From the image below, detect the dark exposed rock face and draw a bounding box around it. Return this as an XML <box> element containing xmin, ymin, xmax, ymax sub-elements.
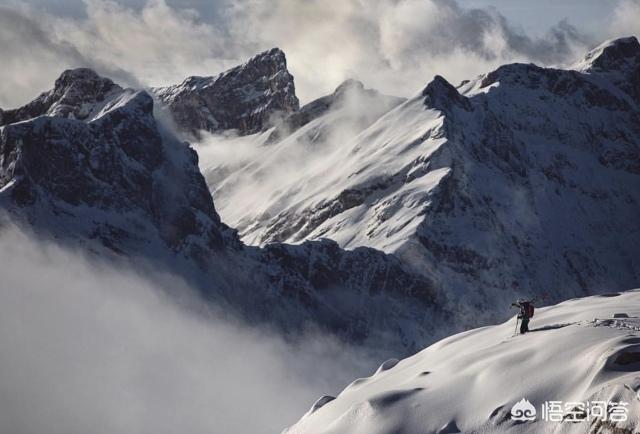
<box><xmin>406</xmin><ymin>37</ymin><xmax>640</xmax><ymax>322</ymax></box>
<box><xmin>153</xmin><ymin>48</ymin><xmax>299</xmax><ymax>137</ymax></box>
<box><xmin>581</xmin><ymin>36</ymin><xmax>640</xmax><ymax>72</ymax></box>
<box><xmin>0</xmin><ymin>69</ymin><xmax>234</xmax><ymax>256</ymax></box>
<box><xmin>244</xmin><ymin>239</ymin><xmax>440</xmax><ymax>352</ymax></box>
<box><xmin>422</xmin><ymin>75</ymin><xmax>471</xmax><ymax>112</ymax></box>
<box><xmin>257</xmin><ymin>239</ymin><xmax>434</xmax><ymax>302</ymax></box>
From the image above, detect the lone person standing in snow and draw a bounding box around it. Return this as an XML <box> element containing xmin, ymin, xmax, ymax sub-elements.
<box><xmin>512</xmin><ymin>298</ymin><xmax>535</xmax><ymax>334</ymax></box>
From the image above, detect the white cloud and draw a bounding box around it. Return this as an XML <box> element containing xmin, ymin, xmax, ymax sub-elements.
<box><xmin>228</xmin><ymin>0</ymin><xmax>590</xmax><ymax>100</ymax></box>
<box><xmin>0</xmin><ymin>0</ymin><xmax>598</xmax><ymax>108</ymax></box>
<box><xmin>610</xmin><ymin>0</ymin><xmax>640</xmax><ymax>38</ymax></box>
<box><xmin>55</xmin><ymin>0</ymin><xmax>241</xmax><ymax>84</ymax></box>
<box><xmin>0</xmin><ymin>0</ymin><xmax>246</xmax><ymax>107</ymax></box>
<box><xmin>0</xmin><ymin>226</ymin><xmax>374</xmax><ymax>434</ymax></box>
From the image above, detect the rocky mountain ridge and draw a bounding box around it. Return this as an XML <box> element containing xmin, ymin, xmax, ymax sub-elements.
<box><xmin>199</xmin><ymin>36</ymin><xmax>640</xmax><ymax>330</ymax></box>
<box><xmin>2</xmin><ymin>37</ymin><xmax>639</xmax><ymax>356</ymax></box>
<box><xmin>0</xmin><ymin>67</ymin><xmax>446</xmax><ymax>356</ymax></box>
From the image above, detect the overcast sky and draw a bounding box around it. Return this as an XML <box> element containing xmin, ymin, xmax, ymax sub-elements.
<box><xmin>461</xmin><ymin>0</ymin><xmax>619</xmax><ymax>34</ymax></box>
<box><xmin>3</xmin><ymin>0</ymin><xmax>620</xmax><ymax>35</ymax></box>
<box><xmin>0</xmin><ymin>0</ymin><xmax>637</xmax><ymax>105</ymax></box>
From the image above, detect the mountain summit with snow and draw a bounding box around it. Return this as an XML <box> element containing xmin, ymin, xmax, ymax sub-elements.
<box><xmin>0</xmin><ymin>66</ymin><xmax>234</xmax><ymax>254</ymax></box>
<box><xmin>573</xmin><ymin>36</ymin><xmax>640</xmax><ymax>75</ymax></box>
<box><xmin>0</xmin><ymin>68</ymin><xmax>124</xmax><ymax>124</ymax></box>
<box><xmin>153</xmin><ymin>48</ymin><xmax>299</xmax><ymax>137</ymax></box>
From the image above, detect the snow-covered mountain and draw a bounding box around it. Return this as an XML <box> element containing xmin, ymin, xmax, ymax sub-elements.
<box><xmin>0</xmin><ymin>67</ymin><xmax>445</xmax><ymax>356</ymax></box>
<box><xmin>286</xmin><ymin>289</ymin><xmax>640</xmax><ymax>434</ymax></box>
<box><xmin>1</xmin><ymin>37</ymin><xmax>638</xmax><ymax>357</ymax></box>
<box><xmin>195</xmin><ymin>78</ymin><xmax>405</xmax><ymax>233</ymax></box>
<box><xmin>198</xmin><ymin>37</ymin><xmax>640</xmax><ymax>329</ymax></box>
<box><xmin>0</xmin><ymin>67</ymin><xmax>235</xmax><ymax>255</ymax></box>
<box><xmin>265</xmin><ymin>78</ymin><xmax>405</xmax><ymax>143</ymax></box>
<box><xmin>0</xmin><ymin>68</ymin><xmax>125</xmax><ymax>124</ymax></box>
<box><xmin>152</xmin><ymin>48</ymin><xmax>299</xmax><ymax>138</ymax></box>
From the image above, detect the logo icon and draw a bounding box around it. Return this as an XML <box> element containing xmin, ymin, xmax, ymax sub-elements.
<box><xmin>511</xmin><ymin>398</ymin><xmax>537</xmax><ymax>421</ymax></box>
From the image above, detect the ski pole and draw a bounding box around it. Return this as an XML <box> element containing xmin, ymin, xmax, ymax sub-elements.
<box><xmin>514</xmin><ymin>317</ymin><xmax>519</xmax><ymax>335</ymax></box>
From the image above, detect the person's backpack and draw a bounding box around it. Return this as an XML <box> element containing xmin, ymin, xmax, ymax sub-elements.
<box><xmin>523</xmin><ymin>302</ymin><xmax>534</xmax><ymax>318</ymax></box>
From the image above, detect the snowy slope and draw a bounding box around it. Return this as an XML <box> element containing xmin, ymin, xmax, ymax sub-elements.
<box><xmin>194</xmin><ymin>78</ymin><xmax>406</xmax><ymax>239</ymax></box>
<box><xmin>239</xmin><ymin>88</ymin><xmax>448</xmax><ymax>252</ymax></box>
<box><xmin>287</xmin><ymin>289</ymin><xmax>640</xmax><ymax>434</ymax></box>
<box><xmin>197</xmin><ymin>36</ymin><xmax>640</xmax><ymax>329</ymax></box>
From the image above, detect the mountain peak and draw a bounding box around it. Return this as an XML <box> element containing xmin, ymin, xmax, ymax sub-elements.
<box><xmin>52</xmin><ymin>68</ymin><xmax>122</xmax><ymax>102</ymax></box>
<box><xmin>422</xmin><ymin>75</ymin><xmax>471</xmax><ymax>112</ymax></box>
<box><xmin>55</xmin><ymin>68</ymin><xmax>111</xmax><ymax>87</ymax></box>
<box><xmin>246</xmin><ymin>47</ymin><xmax>288</xmax><ymax>68</ymax></box>
<box><xmin>0</xmin><ymin>68</ymin><xmax>233</xmax><ymax>255</ymax></box>
<box><xmin>573</xmin><ymin>36</ymin><xmax>640</xmax><ymax>73</ymax></box>
<box><xmin>329</xmin><ymin>79</ymin><xmax>373</xmax><ymax>106</ymax></box>
<box><xmin>333</xmin><ymin>79</ymin><xmax>365</xmax><ymax>96</ymax></box>
<box><xmin>225</xmin><ymin>47</ymin><xmax>291</xmax><ymax>83</ymax></box>
<box><xmin>0</xmin><ymin>68</ymin><xmax>123</xmax><ymax>126</ymax></box>
<box><xmin>264</xmin><ymin>78</ymin><xmax>404</xmax><ymax>143</ymax></box>
<box><xmin>153</xmin><ymin>48</ymin><xmax>299</xmax><ymax>137</ymax></box>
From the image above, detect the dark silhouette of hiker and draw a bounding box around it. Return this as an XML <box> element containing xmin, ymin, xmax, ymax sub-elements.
<box><xmin>512</xmin><ymin>298</ymin><xmax>535</xmax><ymax>334</ymax></box>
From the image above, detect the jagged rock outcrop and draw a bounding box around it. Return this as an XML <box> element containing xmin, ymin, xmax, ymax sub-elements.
<box><xmin>243</xmin><ymin>238</ymin><xmax>441</xmax><ymax>351</ymax></box>
<box><xmin>152</xmin><ymin>48</ymin><xmax>299</xmax><ymax>137</ymax></box>
<box><xmin>422</xmin><ymin>75</ymin><xmax>471</xmax><ymax>112</ymax></box>
<box><xmin>0</xmin><ymin>68</ymin><xmax>123</xmax><ymax>125</ymax></box>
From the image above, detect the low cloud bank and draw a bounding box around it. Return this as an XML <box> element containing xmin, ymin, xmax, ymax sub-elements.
<box><xmin>0</xmin><ymin>227</ymin><xmax>376</xmax><ymax>434</ymax></box>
